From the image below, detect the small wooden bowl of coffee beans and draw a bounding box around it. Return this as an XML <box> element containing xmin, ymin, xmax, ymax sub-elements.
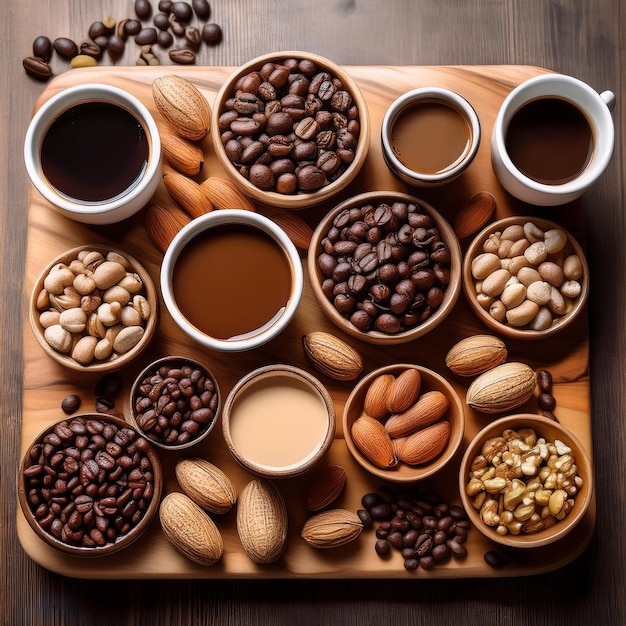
<box><xmin>17</xmin><ymin>413</ymin><xmax>162</xmax><ymax>556</ymax></box>
<box><xmin>308</xmin><ymin>191</ymin><xmax>462</xmax><ymax>344</ymax></box>
<box><xmin>211</xmin><ymin>50</ymin><xmax>371</xmax><ymax>210</ymax></box>
<box><xmin>459</xmin><ymin>414</ymin><xmax>593</xmax><ymax>548</ymax></box>
<box><xmin>463</xmin><ymin>216</ymin><xmax>589</xmax><ymax>340</ymax></box>
<box><xmin>29</xmin><ymin>245</ymin><xmax>158</xmax><ymax>373</ymax></box>
<box><xmin>128</xmin><ymin>355</ymin><xmax>220</xmax><ymax>450</ymax></box>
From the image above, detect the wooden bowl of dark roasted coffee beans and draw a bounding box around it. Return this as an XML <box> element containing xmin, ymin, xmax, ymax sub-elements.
<box><xmin>307</xmin><ymin>191</ymin><xmax>462</xmax><ymax>344</ymax></box>
<box><xmin>17</xmin><ymin>413</ymin><xmax>162</xmax><ymax>556</ymax></box>
<box><xmin>211</xmin><ymin>50</ymin><xmax>371</xmax><ymax>210</ymax></box>
<box><xmin>128</xmin><ymin>355</ymin><xmax>220</xmax><ymax>450</ymax></box>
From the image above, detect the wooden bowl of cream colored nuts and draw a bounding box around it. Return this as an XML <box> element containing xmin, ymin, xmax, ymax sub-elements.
<box><xmin>463</xmin><ymin>217</ymin><xmax>589</xmax><ymax>340</ymax></box>
<box><xmin>343</xmin><ymin>363</ymin><xmax>465</xmax><ymax>483</ymax></box>
<box><xmin>29</xmin><ymin>245</ymin><xmax>158</xmax><ymax>373</ymax></box>
<box><xmin>458</xmin><ymin>414</ymin><xmax>593</xmax><ymax>548</ymax></box>
<box><xmin>211</xmin><ymin>50</ymin><xmax>371</xmax><ymax>210</ymax></box>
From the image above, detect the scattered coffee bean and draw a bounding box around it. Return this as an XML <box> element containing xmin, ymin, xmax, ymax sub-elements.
<box><xmin>95</xmin><ymin>396</ymin><xmax>116</xmax><ymax>415</ymax></box>
<box><xmin>32</xmin><ymin>36</ymin><xmax>52</xmax><ymax>61</ymax></box>
<box><xmin>201</xmin><ymin>22</ymin><xmax>222</xmax><ymax>44</ymax></box>
<box><xmin>185</xmin><ymin>26</ymin><xmax>202</xmax><ymax>48</ymax></box>
<box><xmin>153</xmin><ymin>12</ymin><xmax>171</xmax><ymax>30</ymax></box>
<box><xmin>158</xmin><ymin>0</ymin><xmax>174</xmax><ymax>12</ymax></box>
<box><xmin>53</xmin><ymin>37</ymin><xmax>78</xmax><ymax>59</ymax></box>
<box><xmin>483</xmin><ymin>549</ymin><xmax>510</xmax><ymax>569</ymax></box>
<box><xmin>363</xmin><ymin>485</ymin><xmax>470</xmax><ymax>571</ymax></box>
<box><xmin>21</xmin><ymin>415</ymin><xmax>157</xmax><ymax>549</ymax></box>
<box><xmin>88</xmin><ymin>21</ymin><xmax>108</xmax><ymax>40</ymax></box>
<box><xmin>172</xmin><ymin>1</ymin><xmax>193</xmax><ymax>21</ymax></box>
<box><xmin>192</xmin><ymin>0</ymin><xmax>211</xmax><ymax>19</ymax></box>
<box><xmin>132</xmin><ymin>359</ymin><xmax>219</xmax><ymax>446</ymax></box>
<box><xmin>156</xmin><ymin>30</ymin><xmax>173</xmax><ymax>48</ymax></box>
<box><xmin>80</xmin><ymin>40</ymin><xmax>103</xmax><ymax>60</ymax></box>
<box><xmin>124</xmin><ymin>19</ymin><xmax>143</xmax><ymax>37</ymax></box>
<box><xmin>107</xmin><ymin>35</ymin><xmax>126</xmax><ymax>61</ymax></box>
<box><xmin>169</xmin><ymin>48</ymin><xmax>196</xmax><ymax>64</ymax></box>
<box><xmin>537</xmin><ymin>368</ymin><xmax>558</xmax><ymax>420</ymax></box>
<box><xmin>135</xmin><ymin>27</ymin><xmax>158</xmax><ymax>46</ymax></box>
<box><xmin>22</xmin><ymin>56</ymin><xmax>53</xmax><ymax>81</ymax></box>
<box><xmin>135</xmin><ymin>0</ymin><xmax>153</xmax><ymax>19</ymax></box>
<box><xmin>61</xmin><ymin>394</ymin><xmax>82</xmax><ymax>415</ymax></box>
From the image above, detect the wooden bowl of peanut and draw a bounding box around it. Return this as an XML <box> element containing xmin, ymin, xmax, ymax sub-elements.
<box><xmin>458</xmin><ymin>414</ymin><xmax>593</xmax><ymax>548</ymax></box>
<box><xmin>29</xmin><ymin>245</ymin><xmax>158</xmax><ymax>373</ymax></box>
<box><xmin>463</xmin><ymin>216</ymin><xmax>589</xmax><ymax>340</ymax></box>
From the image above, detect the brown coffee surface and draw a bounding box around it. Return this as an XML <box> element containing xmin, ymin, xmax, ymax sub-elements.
<box><xmin>391</xmin><ymin>100</ymin><xmax>471</xmax><ymax>175</ymax></box>
<box><xmin>40</xmin><ymin>101</ymin><xmax>149</xmax><ymax>202</ymax></box>
<box><xmin>505</xmin><ymin>97</ymin><xmax>593</xmax><ymax>185</ymax></box>
<box><xmin>173</xmin><ymin>224</ymin><xmax>292</xmax><ymax>341</ymax></box>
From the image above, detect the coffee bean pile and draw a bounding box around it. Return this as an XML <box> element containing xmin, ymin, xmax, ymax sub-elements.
<box><xmin>358</xmin><ymin>485</ymin><xmax>470</xmax><ymax>571</ymax></box>
<box><xmin>21</xmin><ymin>415</ymin><xmax>157</xmax><ymax>549</ymax></box>
<box><xmin>316</xmin><ymin>200</ymin><xmax>453</xmax><ymax>334</ymax></box>
<box><xmin>132</xmin><ymin>359</ymin><xmax>219</xmax><ymax>447</ymax></box>
<box><xmin>23</xmin><ymin>0</ymin><xmax>223</xmax><ymax>81</ymax></box>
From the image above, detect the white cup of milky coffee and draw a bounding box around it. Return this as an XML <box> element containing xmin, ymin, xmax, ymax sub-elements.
<box><xmin>381</xmin><ymin>87</ymin><xmax>481</xmax><ymax>187</ymax></box>
<box><xmin>161</xmin><ymin>210</ymin><xmax>304</xmax><ymax>353</ymax></box>
<box><xmin>491</xmin><ymin>73</ymin><xmax>615</xmax><ymax>206</ymax></box>
<box><xmin>24</xmin><ymin>84</ymin><xmax>162</xmax><ymax>225</ymax></box>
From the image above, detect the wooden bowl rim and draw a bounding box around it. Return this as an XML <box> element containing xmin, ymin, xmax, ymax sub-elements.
<box><xmin>462</xmin><ymin>216</ymin><xmax>589</xmax><ymax>340</ymax></box>
<box><xmin>342</xmin><ymin>363</ymin><xmax>465</xmax><ymax>483</ymax></box>
<box><xmin>29</xmin><ymin>244</ymin><xmax>158</xmax><ymax>373</ymax></box>
<box><xmin>210</xmin><ymin>50</ymin><xmax>371</xmax><ymax>210</ymax></box>
<box><xmin>307</xmin><ymin>191</ymin><xmax>462</xmax><ymax>345</ymax></box>
<box><xmin>458</xmin><ymin>413</ymin><xmax>594</xmax><ymax>548</ymax></box>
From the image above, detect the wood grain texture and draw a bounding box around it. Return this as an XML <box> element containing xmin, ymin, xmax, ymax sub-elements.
<box><xmin>17</xmin><ymin>64</ymin><xmax>594</xmax><ymax>580</ymax></box>
<box><xmin>2</xmin><ymin>1</ymin><xmax>624</xmax><ymax>625</ymax></box>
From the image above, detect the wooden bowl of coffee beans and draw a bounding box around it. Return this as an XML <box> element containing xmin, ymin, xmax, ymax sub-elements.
<box><xmin>459</xmin><ymin>414</ymin><xmax>593</xmax><ymax>548</ymax></box>
<box><xmin>463</xmin><ymin>216</ymin><xmax>589</xmax><ymax>340</ymax></box>
<box><xmin>308</xmin><ymin>191</ymin><xmax>462</xmax><ymax>344</ymax></box>
<box><xmin>128</xmin><ymin>355</ymin><xmax>220</xmax><ymax>451</ymax></box>
<box><xmin>29</xmin><ymin>245</ymin><xmax>158</xmax><ymax>373</ymax></box>
<box><xmin>211</xmin><ymin>50</ymin><xmax>371</xmax><ymax>210</ymax></box>
<box><xmin>17</xmin><ymin>413</ymin><xmax>162</xmax><ymax>556</ymax></box>
<box><xmin>343</xmin><ymin>363</ymin><xmax>465</xmax><ymax>483</ymax></box>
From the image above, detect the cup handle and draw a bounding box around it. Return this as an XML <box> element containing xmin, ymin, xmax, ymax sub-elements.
<box><xmin>600</xmin><ymin>90</ymin><xmax>616</xmax><ymax>112</ymax></box>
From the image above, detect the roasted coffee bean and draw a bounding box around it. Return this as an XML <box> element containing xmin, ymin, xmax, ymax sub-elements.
<box><xmin>153</xmin><ymin>12</ymin><xmax>171</xmax><ymax>30</ymax></box>
<box><xmin>169</xmin><ymin>48</ymin><xmax>196</xmax><ymax>64</ymax></box>
<box><xmin>32</xmin><ymin>36</ymin><xmax>52</xmax><ymax>61</ymax></box>
<box><xmin>365</xmin><ymin>485</ymin><xmax>470</xmax><ymax>571</ymax></box>
<box><xmin>124</xmin><ymin>19</ymin><xmax>143</xmax><ymax>37</ymax></box>
<box><xmin>172</xmin><ymin>1</ymin><xmax>193</xmax><ymax>21</ymax></box>
<box><xmin>80</xmin><ymin>41</ymin><xmax>103</xmax><ymax>60</ymax></box>
<box><xmin>135</xmin><ymin>27</ymin><xmax>158</xmax><ymax>46</ymax></box>
<box><xmin>53</xmin><ymin>37</ymin><xmax>78</xmax><ymax>59</ymax></box>
<box><xmin>192</xmin><ymin>0</ymin><xmax>211</xmax><ymax>18</ymax></box>
<box><xmin>156</xmin><ymin>30</ymin><xmax>173</xmax><ymax>48</ymax></box>
<box><xmin>107</xmin><ymin>35</ymin><xmax>125</xmax><ymax>61</ymax></box>
<box><xmin>484</xmin><ymin>549</ymin><xmax>510</xmax><ymax>569</ymax></box>
<box><xmin>61</xmin><ymin>395</ymin><xmax>81</xmax><ymax>415</ymax></box>
<box><xmin>23</xmin><ymin>56</ymin><xmax>52</xmax><ymax>81</ymax></box>
<box><xmin>159</xmin><ymin>0</ymin><xmax>174</xmax><ymax>12</ymax></box>
<box><xmin>135</xmin><ymin>0</ymin><xmax>152</xmax><ymax>18</ymax></box>
<box><xmin>375</xmin><ymin>539</ymin><xmax>391</xmax><ymax>558</ymax></box>
<box><xmin>22</xmin><ymin>416</ymin><xmax>155</xmax><ymax>549</ymax></box>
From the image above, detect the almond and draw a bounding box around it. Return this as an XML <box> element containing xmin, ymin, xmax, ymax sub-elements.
<box><xmin>445</xmin><ymin>334</ymin><xmax>508</xmax><ymax>376</ymax></box>
<box><xmin>301</xmin><ymin>509</ymin><xmax>363</xmax><ymax>549</ymax></box>
<box><xmin>302</xmin><ymin>331</ymin><xmax>363</xmax><ymax>381</ymax></box>
<box><xmin>152</xmin><ymin>75</ymin><xmax>211</xmax><ymax>141</ymax></box>
<box><xmin>384</xmin><ymin>390</ymin><xmax>450</xmax><ymax>438</ymax></box>
<box><xmin>201</xmin><ymin>176</ymin><xmax>256</xmax><ymax>211</ymax></box>
<box><xmin>163</xmin><ymin>170</ymin><xmax>214</xmax><ymax>218</ymax></box>
<box><xmin>453</xmin><ymin>191</ymin><xmax>496</xmax><ymax>240</ymax></box>
<box><xmin>363</xmin><ymin>373</ymin><xmax>395</xmax><ymax>420</ymax></box>
<box><xmin>466</xmin><ymin>361</ymin><xmax>537</xmax><ymax>414</ymax></box>
<box><xmin>386</xmin><ymin>368</ymin><xmax>421</xmax><ymax>413</ymax></box>
<box><xmin>237</xmin><ymin>479</ymin><xmax>288</xmax><ymax>564</ymax></box>
<box><xmin>305</xmin><ymin>464</ymin><xmax>347</xmax><ymax>512</ymax></box>
<box><xmin>398</xmin><ymin>420</ymin><xmax>451</xmax><ymax>465</ymax></box>
<box><xmin>262</xmin><ymin>208</ymin><xmax>314</xmax><ymax>250</ymax></box>
<box><xmin>175</xmin><ymin>457</ymin><xmax>237</xmax><ymax>515</ymax></box>
<box><xmin>159</xmin><ymin>492</ymin><xmax>224</xmax><ymax>566</ymax></box>
<box><xmin>159</xmin><ymin>126</ymin><xmax>205</xmax><ymax>176</ymax></box>
<box><xmin>351</xmin><ymin>414</ymin><xmax>398</xmax><ymax>469</ymax></box>
<box><xmin>145</xmin><ymin>203</ymin><xmax>191</xmax><ymax>253</ymax></box>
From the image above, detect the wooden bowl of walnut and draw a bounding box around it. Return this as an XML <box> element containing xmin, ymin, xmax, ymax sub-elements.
<box><xmin>308</xmin><ymin>191</ymin><xmax>462</xmax><ymax>345</ymax></box>
<box><xmin>211</xmin><ymin>50</ymin><xmax>371</xmax><ymax>210</ymax></box>
<box><xmin>458</xmin><ymin>414</ymin><xmax>593</xmax><ymax>549</ymax></box>
<box><xmin>463</xmin><ymin>216</ymin><xmax>589</xmax><ymax>340</ymax></box>
<box><xmin>29</xmin><ymin>244</ymin><xmax>158</xmax><ymax>374</ymax></box>
<box><xmin>343</xmin><ymin>363</ymin><xmax>465</xmax><ymax>483</ymax></box>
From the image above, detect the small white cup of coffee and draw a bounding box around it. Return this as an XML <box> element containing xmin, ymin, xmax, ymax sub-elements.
<box><xmin>491</xmin><ymin>73</ymin><xmax>615</xmax><ymax>206</ymax></box>
<box><xmin>24</xmin><ymin>84</ymin><xmax>162</xmax><ymax>225</ymax></box>
<box><xmin>381</xmin><ymin>87</ymin><xmax>481</xmax><ymax>187</ymax></box>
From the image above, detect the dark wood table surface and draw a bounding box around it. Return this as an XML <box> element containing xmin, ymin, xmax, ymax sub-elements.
<box><xmin>2</xmin><ymin>1</ymin><xmax>624</xmax><ymax>624</ymax></box>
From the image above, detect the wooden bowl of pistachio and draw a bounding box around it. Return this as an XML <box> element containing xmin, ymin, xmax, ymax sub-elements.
<box><xmin>29</xmin><ymin>244</ymin><xmax>158</xmax><ymax>373</ymax></box>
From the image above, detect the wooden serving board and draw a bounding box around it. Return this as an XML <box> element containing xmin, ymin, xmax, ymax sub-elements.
<box><xmin>18</xmin><ymin>64</ymin><xmax>594</xmax><ymax>579</ymax></box>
